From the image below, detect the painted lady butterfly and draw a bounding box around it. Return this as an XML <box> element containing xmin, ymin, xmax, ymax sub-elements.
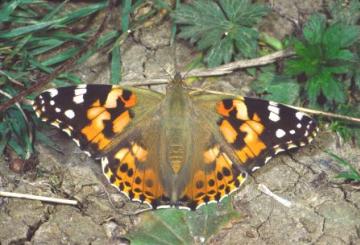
<box><xmin>33</xmin><ymin>73</ymin><xmax>318</xmax><ymax>210</ymax></box>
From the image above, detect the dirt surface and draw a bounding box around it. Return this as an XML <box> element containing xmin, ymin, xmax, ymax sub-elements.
<box><xmin>1</xmin><ymin>1</ymin><xmax>360</xmax><ymax>244</ymax></box>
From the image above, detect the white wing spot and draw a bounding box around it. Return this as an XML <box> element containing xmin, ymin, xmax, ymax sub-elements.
<box><xmin>77</xmin><ymin>84</ymin><xmax>87</xmax><ymax>89</ymax></box>
<box><xmin>265</xmin><ymin>156</ymin><xmax>272</xmax><ymax>164</ymax></box>
<box><xmin>75</xmin><ymin>88</ymin><xmax>87</xmax><ymax>95</ymax></box>
<box><xmin>268</xmin><ymin>105</ymin><xmax>280</xmax><ymax>114</ymax></box>
<box><xmin>73</xmin><ymin>95</ymin><xmax>84</xmax><ymax>104</ymax></box>
<box><xmin>297</xmin><ymin>123</ymin><xmax>302</xmax><ymax>128</ymax></box>
<box><xmin>276</xmin><ymin>129</ymin><xmax>286</xmax><ymax>138</ymax></box>
<box><xmin>50</xmin><ymin>100</ymin><xmax>55</xmax><ymax>106</ymax></box>
<box><xmin>40</xmin><ymin>99</ymin><xmax>45</xmax><ymax>105</ymax></box>
<box><xmin>55</xmin><ymin>107</ymin><xmax>61</xmax><ymax>113</ymax></box>
<box><xmin>274</xmin><ymin>148</ymin><xmax>284</xmax><ymax>154</ymax></box>
<box><xmin>290</xmin><ymin>130</ymin><xmax>296</xmax><ymax>135</ymax></box>
<box><xmin>269</xmin><ymin>112</ymin><xmax>280</xmax><ymax>122</ymax></box>
<box><xmin>287</xmin><ymin>144</ymin><xmax>298</xmax><ymax>149</ymax></box>
<box><xmin>62</xmin><ymin>127</ymin><xmax>72</xmax><ymax>136</ymax></box>
<box><xmin>296</xmin><ymin>112</ymin><xmax>305</xmax><ymax>120</ymax></box>
<box><xmin>252</xmin><ymin>166</ymin><xmax>261</xmax><ymax>172</ymax></box>
<box><xmin>269</xmin><ymin>101</ymin><xmax>278</xmax><ymax>106</ymax></box>
<box><xmin>51</xmin><ymin>121</ymin><xmax>60</xmax><ymax>128</ymax></box>
<box><xmin>47</xmin><ymin>89</ymin><xmax>58</xmax><ymax>98</ymax></box>
<box><xmin>84</xmin><ymin>151</ymin><xmax>91</xmax><ymax>157</ymax></box>
<box><xmin>73</xmin><ymin>139</ymin><xmax>80</xmax><ymax>147</ymax></box>
<box><xmin>64</xmin><ymin>109</ymin><xmax>75</xmax><ymax>119</ymax></box>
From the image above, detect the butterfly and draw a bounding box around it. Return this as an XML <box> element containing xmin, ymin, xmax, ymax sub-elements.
<box><xmin>33</xmin><ymin>73</ymin><xmax>318</xmax><ymax>210</ymax></box>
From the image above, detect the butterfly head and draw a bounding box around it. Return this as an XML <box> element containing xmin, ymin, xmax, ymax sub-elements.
<box><xmin>167</xmin><ymin>72</ymin><xmax>186</xmax><ymax>90</ymax></box>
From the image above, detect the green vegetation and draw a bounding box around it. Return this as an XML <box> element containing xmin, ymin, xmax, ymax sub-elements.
<box><xmin>126</xmin><ymin>198</ymin><xmax>241</xmax><ymax>244</ymax></box>
<box><xmin>1</xmin><ymin>0</ymin><xmax>360</xmax><ymax>242</ymax></box>
<box><xmin>327</xmin><ymin>151</ymin><xmax>360</xmax><ymax>182</ymax></box>
<box><xmin>172</xmin><ymin>0</ymin><xmax>269</xmax><ymax>67</ymax></box>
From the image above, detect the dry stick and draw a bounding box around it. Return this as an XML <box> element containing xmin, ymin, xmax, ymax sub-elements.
<box><xmin>120</xmin><ymin>50</ymin><xmax>295</xmax><ymax>85</ymax></box>
<box><xmin>288</xmin><ymin>105</ymin><xmax>360</xmax><ymax>123</ymax></box>
<box><xmin>0</xmin><ymin>1</ymin><xmax>113</xmax><ymax>113</ymax></box>
<box><xmin>184</xmin><ymin>49</ymin><xmax>295</xmax><ymax>77</ymax></box>
<box><xmin>0</xmin><ymin>191</ymin><xmax>78</xmax><ymax>206</ymax></box>
<box><xmin>190</xmin><ymin>87</ymin><xmax>360</xmax><ymax>124</ymax></box>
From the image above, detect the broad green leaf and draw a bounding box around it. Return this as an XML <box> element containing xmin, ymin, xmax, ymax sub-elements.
<box><xmin>219</xmin><ymin>0</ymin><xmax>269</xmax><ymax>26</ymax></box>
<box><xmin>205</xmin><ymin>37</ymin><xmax>233</xmax><ymax>67</ymax></box>
<box><xmin>327</xmin><ymin>49</ymin><xmax>354</xmax><ymax>61</ymax></box>
<box><xmin>321</xmin><ymin>76</ymin><xmax>346</xmax><ymax>103</ymax></box>
<box><xmin>125</xmin><ymin>198</ymin><xmax>242</xmax><ymax>244</ymax></box>
<box><xmin>303</xmin><ymin>14</ymin><xmax>326</xmax><ymax>44</ymax></box>
<box><xmin>233</xmin><ymin>27</ymin><xmax>258</xmax><ymax>58</ymax></box>
<box><xmin>306</xmin><ymin>76</ymin><xmax>322</xmax><ymax>106</ymax></box>
<box><xmin>173</xmin><ymin>0</ymin><xmax>268</xmax><ymax>66</ymax></box>
<box><xmin>252</xmin><ymin>71</ymin><xmax>300</xmax><ymax>104</ymax></box>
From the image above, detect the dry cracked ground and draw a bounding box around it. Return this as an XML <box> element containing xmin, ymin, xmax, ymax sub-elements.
<box><xmin>1</xmin><ymin>1</ymin><xmax>360</xmax><ymax>244</ymax></box>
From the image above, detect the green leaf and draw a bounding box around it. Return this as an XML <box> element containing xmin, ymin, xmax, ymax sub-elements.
<box><xmin>0</xmin><ymin>2</ymin><xmax>107</xmax><ymax>38</ymax></box>
<box><xmin>110</xmin><ymin>44</ymin><xmax>121</xmax><ymax>84</ymax></box>
<box><xmin>0</xmin><ymin>122</ymin><xmax>11</xmax><ymax>155</ymax></box>
<box><xmin>252</xmin><ymin>71</ymin><xmax>300</xmax><ymax>104</ymax></box>
<box><xmin>303</xmin><ymin>14</ymin><xmax>326</xmax><ymax>44</ymax></box>
<box><xmin>125</xmin><ymin>198</ymin><xmax>242</xmax><ymax>244</ymax></box>
<box><xmin>173</xmin><ymin>0</ymin><xmax>268</xmax><ymax>66</ymax></box>
<box><xmin>41</xmin><ymin>47</ymin><xmax>78</xmax><ymax>66</ymax></box>
<box><xmin>0</xmin><ymin>0</ymin><xmax>34</xmax><ymax>22</ymax></box>
<box><xmin>321</xmin><ymin>75</ymin><xmax>346</xmax><ymax>103</ymax></box>
<box><xmin>326</xmin><ymin>151</ymin><xmax>360</xmax><ymax>181</ymax></box>
<box><xmin>205</xmin><ymin>36</ymin><xmax>233</xmax><ymax>67</ymax></box>
<box><xmin>219</xmin><ymin>0</ymin><xmax>269</xmax><ymax>26</ymax></box>
<box><xmin>121</xmin><ymin>0</ymin><xmax>132</xmax><ymax>32</ymax></box>
<box><xmin>306</xmin><ymin>76</ymin><xmax>322</xmax><ymax>106</ymax></box>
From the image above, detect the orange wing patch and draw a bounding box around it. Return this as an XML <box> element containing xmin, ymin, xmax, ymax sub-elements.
<box><xmin>179</xmin><ymin>148</ymin><xmax>247</xmax><ymax>210</ymax></box>
<box><xmin>81</xmin><ymin>87</ymin><xmax>136</xmax><ymax>151</ymax></box>
<box><xmin>102</xmin><ymin>142</ymin><xmax>169</xmax><ymax>208</ymax></box>
<box><xmin>217</xmin><ymin>99</ymin><xmax>267</xmax><ymax>164</ymax></box>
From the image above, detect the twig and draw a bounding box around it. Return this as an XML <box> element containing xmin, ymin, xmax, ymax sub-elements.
<box><xmin>0</xmin><ymin>191</ymin><xmax>78</xmax><ymax>205</ymax></box>
<box><xmin>190</xmin><ymin>88</ymin><xmax>360</xmax><ymax>124</ymax></box>
<box><xmin>258</xmin><ymin>184</ymin><xmax>292</xmax><ymax>208</ymax></box>
<box><xmin>184</xmin><ymin>49</ymin><xmax>295</xmax><ymax>77</ymax></box>
<box><xmin>121</xmin><ymin>78</ymin><xmax>169</xmax><ymax>86</ymax></box>
<box><xmin>0</xmin><ymin>0</ymin><xmax>114</xmax><ymax>113</ymax></box>
<box><xmin>288</xmin><ymin>105</ymin><xmax>360</xmax><ymax>124</ymax></box>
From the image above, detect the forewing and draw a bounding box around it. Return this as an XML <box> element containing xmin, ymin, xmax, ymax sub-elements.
<box><xmin>193</xmin><ymin>94</ymin><xmax>318</xmax><ymax>173</ymax></box>
<box><xmin>33</xmin><ymin>84</ymin><xmax>163</xmax><ymax>158</ymax></box>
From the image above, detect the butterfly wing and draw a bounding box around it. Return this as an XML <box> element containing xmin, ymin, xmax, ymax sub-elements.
<box><xmin>101</xmin><ymin>102</ymin><xmax>248</xmax><ymax>211</ymax></box>
<box><xmin>33</xmin><ymin>84</ymin><xmax>164</xmax><ymax>158</ymax></box>
<box><xmin>192</xmin><ymin>93</ymin><xmax>318</xmax><ymax>173</ymax></box>
<box><xmin>173</xmin><ymin>114</ymin><xmax>248</xmax><ymax>210</ymax></box>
